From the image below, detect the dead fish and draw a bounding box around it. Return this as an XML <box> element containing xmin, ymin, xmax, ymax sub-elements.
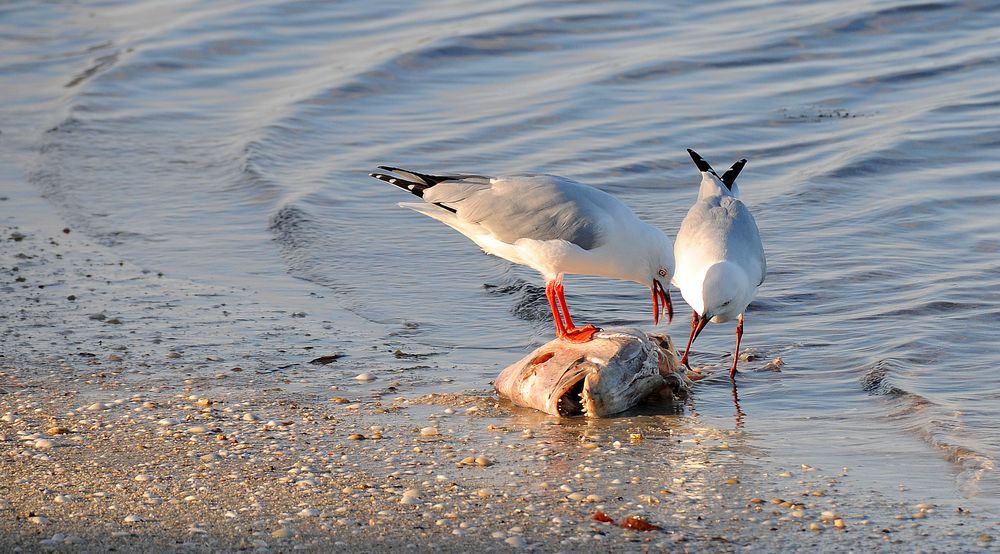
<box><xmin>495</xmin><ymin>328</ymin><xmax>688</xmax><ymax>417</ymax></box>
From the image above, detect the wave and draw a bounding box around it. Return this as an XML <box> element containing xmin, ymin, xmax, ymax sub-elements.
<box><xmin>863</xmin><ymin>359</ymin><xmax>995</xmax><ymax>496</ymax></box>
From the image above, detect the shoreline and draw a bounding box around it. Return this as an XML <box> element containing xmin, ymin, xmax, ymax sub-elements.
<box><xmin>3</xmin><ymin>222</ymin><xmax>997</xmax><ymax>552</ymax></box>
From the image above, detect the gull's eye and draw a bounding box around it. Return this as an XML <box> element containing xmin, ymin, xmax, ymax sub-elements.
<box><xmin>658</xmin><ymin>268</ymin><xmax>668</xmax><ymax>277</ymax></box>
<box><xmin>722</xmin><ymin>300</ymin><xmax>731</xmax><ymax>307</ymax></box>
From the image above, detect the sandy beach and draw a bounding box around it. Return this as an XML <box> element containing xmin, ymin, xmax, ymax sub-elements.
<box><xmin>5</xmin><ymin>1</ymin><xmax>1000</xmax><ymax>550</ymax></box>
<box><xmin>3</xmin><ymin>217</ymin><xmax>997</xmax><ymax>553</ymax></box>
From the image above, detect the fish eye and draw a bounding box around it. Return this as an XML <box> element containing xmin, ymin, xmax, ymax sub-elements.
<box><xmin>657</xmin><ymin>268</ymin><xmax>667</xmax><ymax>277</ymax></box>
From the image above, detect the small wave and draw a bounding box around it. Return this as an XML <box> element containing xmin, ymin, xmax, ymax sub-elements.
<box><xmin>879</xmin><ymin>300</ymin><xmax>989</xmax><ymax>319</ymax></box>
<box><xmin>65</xmin><ymin>50</ymin><xmax>120</xmax><ymax>88</ymax></box>
<box><xmin>484</xmin><ymin>278</ymin><xmax>547</xmax><ymax>322</ymax></box>
<box><xmin>862</xmin><ymin>359</ymin><xmax>995</xmax><ymax>496</ymax></box>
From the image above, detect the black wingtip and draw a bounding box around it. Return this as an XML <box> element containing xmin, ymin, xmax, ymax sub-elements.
<box><xmin>720</xmin><ymin>159</ymin><xmax>747</xmax><ymax>190</ymax></box>
<box><xmin>687</xmin><ymin>149</ymin><xmax>715</xmax><ymax>174</ymax></box>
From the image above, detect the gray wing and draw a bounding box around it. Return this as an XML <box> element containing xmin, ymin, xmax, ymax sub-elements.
<box><xmin>677</xmin><ymin>196</ymin><xmax>765</xmax><ymax>286</ymax></box>
<box><xmin>423</xmin><ymin>174</ymin><xmax>612</xmax><ymax>250</ymax></box>
<box><xmin>721</xmin><ymin>197</ymin><xmax>766</xmax><ymax>286</ymax></box>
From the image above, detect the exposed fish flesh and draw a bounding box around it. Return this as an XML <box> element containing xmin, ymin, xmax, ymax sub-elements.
<box><xmin>495</xmin><ymin>328</ymin><xmax>688</xmax><ymax>417</ymax></box>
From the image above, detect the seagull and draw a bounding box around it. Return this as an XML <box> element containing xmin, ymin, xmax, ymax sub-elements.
<box><xmin>673</xmin><ymin>149</ymin><xmax>766</xmax><ymax>380</ymax></box>
<box><xmin>369</xmin><ymin>166</ymin><xmax>675</xmax><ymax>342</ymax></box>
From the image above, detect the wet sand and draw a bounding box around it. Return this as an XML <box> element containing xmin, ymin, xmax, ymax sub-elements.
<box><xmin>2</xmin><ymin>221</ymin><xmax>997</xmax><ymax>552</ymax></box>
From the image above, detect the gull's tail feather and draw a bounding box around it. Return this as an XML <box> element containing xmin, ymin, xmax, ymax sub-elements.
<box><xmin>720</xmin><ymin>159</ymin><xmax>747</xmax><ymax>190</ymax></box>
<box><xmin>371</xmin><ymin>166</ymin><xmax>459</xmax><ymax>213</ymax></box>
<box><xmin>687</xmin><ymin>149</ymin><xmax>720</xmax><ymax>180</ymax></box>
<box><xmin>377</xmin><ymin>166</ymin><xmax>461</xmax><ymax>187</ymax></box>
<box><xmin>371</xmin><ymin>166</ymin><xmax>445</xmax><ymax>197</ymax></box>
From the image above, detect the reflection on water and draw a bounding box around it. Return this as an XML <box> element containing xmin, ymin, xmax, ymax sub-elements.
<box><xmin>2</xmin><ymin>0</ymin><xmax>999</xmax><ymax>516</ymax></box>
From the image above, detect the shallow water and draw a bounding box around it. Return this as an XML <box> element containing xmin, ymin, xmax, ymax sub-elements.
<box><xmin>2</xmin><ymin>0</ymin><xmax>999</xmax><ymax>519</ymax></box>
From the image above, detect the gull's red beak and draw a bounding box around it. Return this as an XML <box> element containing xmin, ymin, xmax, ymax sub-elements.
<box><xmin>652</xmin><ymin>279</ymin><xmax>673</xmax><ymax>325</ymax></box>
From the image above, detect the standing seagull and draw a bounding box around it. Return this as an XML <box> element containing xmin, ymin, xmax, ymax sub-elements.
<box><xmin>369</xmin><ymin>167</ymin><xmax>675</xmax><ymax>342</ymax></box>
<box><xmin>673</xmin><ymin>149</ymin><xmax>766</xmax><ymax>380</ymax></box>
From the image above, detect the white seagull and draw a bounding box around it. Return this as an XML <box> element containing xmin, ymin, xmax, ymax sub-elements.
<box><xmin>673</xmin><ymin>149</ymin><xmax>766</xmax><ymax>380</ymax></box>
<box><xmin>370</xmin><ymin>166</ymin><xmax>675</xmax><ymax>342</ymax></box>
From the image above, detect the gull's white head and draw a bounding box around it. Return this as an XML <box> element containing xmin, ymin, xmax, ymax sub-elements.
<box><xmin>697</xmin><ymin>261</ymin><xmax>753</xmax><ymax>323</ymax></box>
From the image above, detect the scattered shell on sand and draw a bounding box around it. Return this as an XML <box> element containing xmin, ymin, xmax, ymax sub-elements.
<box><xmin>504</xmin><ymin>536</ymin><xmax>527</xmax><ymax>547</ymax></box>
<box><xmin>400</xmin><ymin>489</ymin><xmax>422</xmax><ymax>505</ymax></box>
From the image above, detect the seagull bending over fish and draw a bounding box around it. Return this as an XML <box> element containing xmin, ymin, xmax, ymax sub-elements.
<box><xmin>370</xmin><ymin>167</ymin><xmax>675</xmax><ymax>342</ymax></box>
<box><xmin>673</xmin><ymin>150</ymin><xmax>766</xmax><ymax>379</ymax></box>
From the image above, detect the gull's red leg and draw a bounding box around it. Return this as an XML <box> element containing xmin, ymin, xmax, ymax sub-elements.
<box><xmin>554</xmin><ymin>280</ymin><xmax>598</xmax><ymax>342</ymax></box>
<box><xmin>555</xmin><ymin>281</ymin><xmax>575</xmax><ymax>329</ymax></box>
<box><xmin>679</xmin><ymin>310</ymin><xmax>708</xmax><ymax>369</ymax></box>
<box><xmin>545</xmin><ymin>280</ymin><xmax>567</xmax><ymax>338</ymax></box>
<box><xmin>730</xmin><ymin>313</ymin><xmax>744</xmax><ymax>381</ymax></box>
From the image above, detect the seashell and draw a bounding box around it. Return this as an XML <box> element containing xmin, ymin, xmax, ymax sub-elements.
<box><xmin>495</xmin><ymin>328</ymin><xmax>689</xmax><ymax>417</ymax></box>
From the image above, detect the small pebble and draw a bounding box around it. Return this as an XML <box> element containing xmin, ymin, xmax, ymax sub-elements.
<box><xmin>298</xmin><ymin>508</ymin><xmax>320</xmax><ymax>518</ymax></box>
<box><xmin>46</xmin><ymin>427</ymin><xmax>70</xmax><ymax>436</ymax></box>
<box><xmin>28</xmin><ymin>515</ymin><xmax>49</xmax><ymax>524</ymax></box>
<box><xmin>504</xmin><ymin>536</ymin><xmax>527</xmax><ymax>547</ymax></box>
<box><xmin>355</xmin><ymin>373</ymin><xmax>375</xmax><ymax>382</ymax></box>
<box><xmin>166</xmin><ymin>352</ymin><xmax>181</xmax><ymax>359</ymax></box>
<box><xmin>271</xmin><ymin>528</ymin><xmax>292</xmax><ymax>539</ymax></box>
<box><xmin>419</xmin><ymin>427</ymin><xmax>439</xmax><ymax>437</ymax></box>
<box><xmin>133</xmin><ymin>474</ymin><xmax>153</xmax><ymax>482</ymax></box>
<box><xmin>123</xmin><ymin>514</ymin><xmax>144</xmax><ymax>523</ymax></box>
<box><xmin>34</xmin><ymin>438</ymin><xmax>55</xmax><ymax>450</ymax></box>
<box><xmin>187</xmin><ymin>426</ymin><xmax>209</xmax><ymax>434</ymax></box>
<box><xmin>400</xmin><ymin>489</ymin><xmax>422</xmax><ymax>505</ymax></box>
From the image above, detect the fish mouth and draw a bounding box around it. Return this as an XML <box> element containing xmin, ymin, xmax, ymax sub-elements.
<box><xmin>548</xmin><ymin>356</ymin><xmax>591</xmax><ymax>416</ymax></box>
